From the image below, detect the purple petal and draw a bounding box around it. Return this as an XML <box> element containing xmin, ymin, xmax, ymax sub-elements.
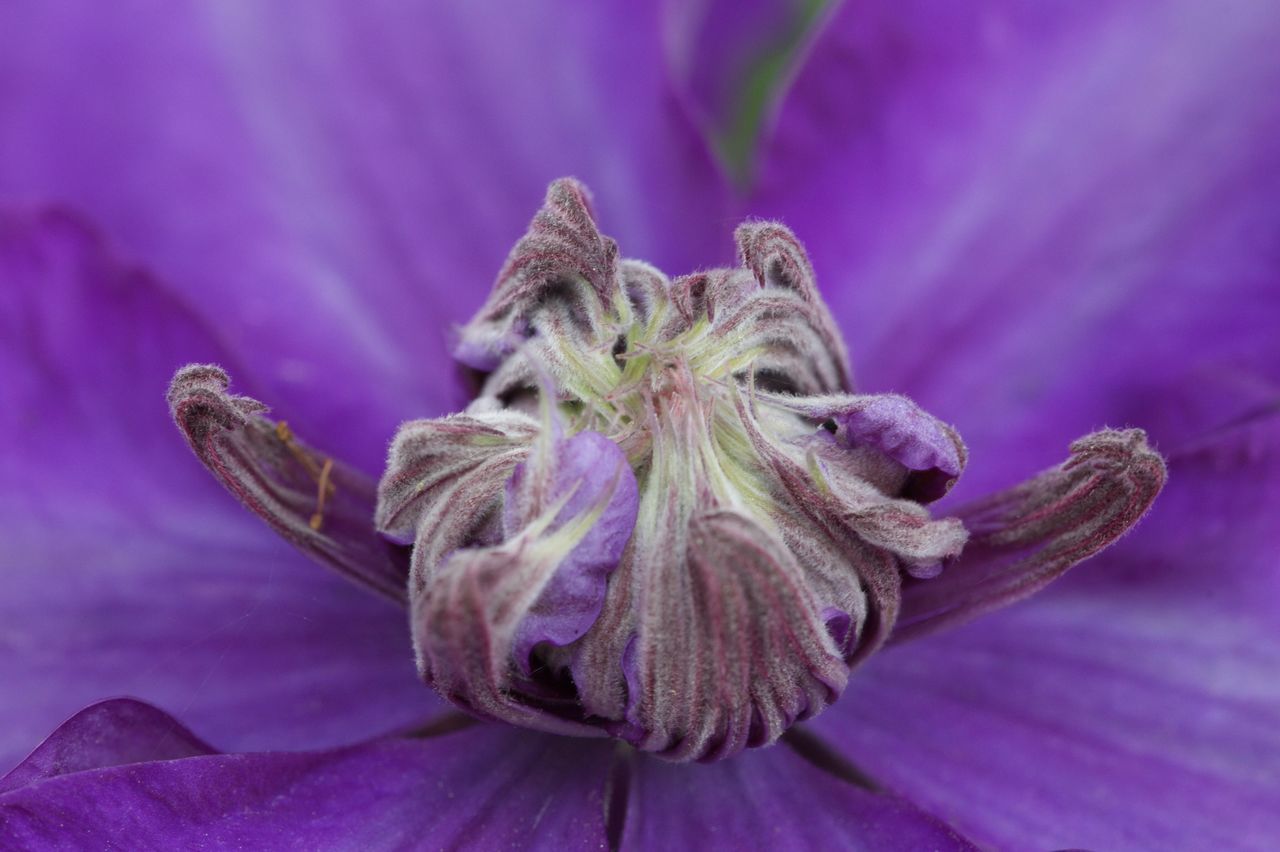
<box><xmin>0</xmin><ymin>2</ymin><xmax>733</xmax><ymax>469</ymax></box>
<box><xmin>835</xmin><ymin>396</ymin><xmax>963</xmax><ymax>488</ymax></box>
<box><xmin>815</xmin><ymin>597</ymin><xmax>1280</xmax><ymax>849</ymax></box>
<box><xmin>0</xmin><ymin>211</ymin><xmax>434</xmax><ymax>770</ymax></box>
<box><xmin>410</xmin><ymin>429</ymin><xmax>638</xmax><ymax>734</ymax></box>
<box><xmin>0</xmin><ymin>699</ymin><xmax>214</xmax><ymax>795</ymax></box>
<box><xmin>754</xmin><ymin>1</ymin><xmax>1280</xmax><ymax>494</ymax></box>
<box><xmin>620</xmin><ymin>734</ymin><xmax>976</xmax><ymax>849</ymax></box>
<box><xmin>811</xmin><ymin>417</ymin><xmax>1280</xmax><ymax>849</ymax></box>
<box><xmin>0</xmin><ymin>713</ymin><xmax>616</xmax><ymax>849</ymax></box>
<box><xmin>770</xmin><ymin>392</ymin><xmax>966</xmax><ymax>501</ymax></box>
<box><xmin>508</xmin><ymin>431</ymin><xmax>640</xmax><ymax>670</ymax></box>
<box><xmin>662</xmin><ymin>0</ymin><xmax>835</xmax><ymax>183</ymax></box>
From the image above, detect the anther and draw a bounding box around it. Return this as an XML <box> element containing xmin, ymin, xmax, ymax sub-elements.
<box><xmin>274</xmin><ymin>420</ymin><xmax>337</xmax><ymax>531</ymax></box>
<box><xmin>311</xmin><ymin>457</ymin><xmax>334</xmax><ymax>531</ymax></box>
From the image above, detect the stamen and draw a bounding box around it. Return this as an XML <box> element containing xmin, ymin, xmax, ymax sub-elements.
<box><xmin>168</xmin><ymin>365</ymin><xmax>410</xmax><ymax>604</ymax></box>
<box><xmin>274</xmin><ymin>420</ymin><xmax>337</xmax><ymax>531</ymax></box>
<box><xmin>311</xmin><ymin>457</ymin><xmax>334</xmax><ymax>531</ymax></box>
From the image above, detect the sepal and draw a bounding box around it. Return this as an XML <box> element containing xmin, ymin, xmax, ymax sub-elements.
<box><xmin>169</xmin><ymin>365</ymin><xmax>409</xmax><ymax>603</ymax></box>
<box><xmin>893</xmin><ymin>429</ymin><xmax>1166</xmax><ymax>643</ymax></box>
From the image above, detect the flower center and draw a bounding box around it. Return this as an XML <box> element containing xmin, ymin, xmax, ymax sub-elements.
<box><xmin>374</xmin><ymin>180</ymin><xmax>968</xmax><ymax>761</ymax></box>
<box><xmin>168</xmin><ymin>178</ymin><xmax>1164</xmax><ymax>765</ymax></box>
<box><xmin>167</xmin><ymin>179</ymin><xmax>1165</xmax><ymax>764</ymax></box>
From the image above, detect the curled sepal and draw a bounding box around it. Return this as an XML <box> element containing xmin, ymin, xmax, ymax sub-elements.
<box><xmin>619</xmin><ymin>259</ymin><xmax>672</xmax><ymax>328</ymax></box>
<box><xmin>413</xmin><ymin>430</ymin><xmax>638</xmax><ymax>732</ymax></box>
<box><xmin>734</xmin><ymin>221</ymin><xmax>853</xmax><ymax>392</ymax></box>
<box><xmin>376</xmin><ymin>411</ymin><xmax>537</xmax><ymax>583</ymax></box>
<box><xmin>454</xmin><ymin>178</ymin><xmax>619</xmax><ymax>370</ymax></box>
<box><xmin>801</xmin><ymin>437</ymin><xmax>968</xmax><ymax>577</ymax></box>
<box><xmin>168</xmin><ymin>365</ymin><xmax>409</xmax><ymax>604</ymax></box>
<box><xmin>768</xmin><ymin>392</ymin><xmax>967</xmax><ymax>502</ymax></box>
<box><xmin>892</xmin><ymin>429</ymin><xmax>1167</xmax><ymax>644</ymax></box>
<box><xmin>621</xmin><ymin>509</ymin><xmax>848</xmax><ymax>762</ymax></box>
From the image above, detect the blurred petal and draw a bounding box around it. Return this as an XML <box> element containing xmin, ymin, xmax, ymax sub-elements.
<box><xmin>0</xmin><ymin>716</ymin><xmax>615</xmax><ymax>850</ymax></box>
<box><xmin>621</xmin><ymin>735</ymin><xmax>976</xmax><ymax>850</ymax></box>
<box><xmin>0</xmin><ymin>210</ymin><xmax>433</xmax><ymax>771</ymax></box>
<box><xmin>755</xmin><ymin>0</ymin><xmax>1280</xmax><ymax>493</ymax></box>
<box><xmin>661</xmin><ymin>0</ymin><xmax>836</xmax><ymax>184</ymax></box>
<box><xmin>815</xmin><ymin>416</ymin><xmax>1280</xmax><ymax>849</ymax></box>
<box><xmin>0</xmin><ymin>700</ymin><xmax>213</xmax><ymax>794</ymax></box>
<box><xmin>0</xmin><ymin>0</ymin><xmax>733</xmax><ymax>470</ymax></box>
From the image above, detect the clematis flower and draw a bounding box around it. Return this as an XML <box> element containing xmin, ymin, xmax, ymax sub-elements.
<box><xmin>2</xmin><ymin>2</ymin><xmax>1278</xmax><ymax>850</ymax></box>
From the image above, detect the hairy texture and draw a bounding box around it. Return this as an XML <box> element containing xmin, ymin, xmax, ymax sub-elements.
<box><xmin>454</xmin><ymin>179</ymin><xmax>618</xmax><ymax>372</ymax></box>
<box><xmin>376</xmin><ymin>411</ymin><xmax>537</xmax><ymax>583</ymax></box>
<box><xmin>375</xmin><ymin>333</ymin><xmax>642</xmax><ymax>733</ymax></box>
<box><xmin>167</xmin><ymin>179</ymin><xmax>1165</xmax><ymax>764</ymax></box>
<box><xmin>631</xmin><ymin>509</ymin><xmax>847</xmax><ymax>761</ymax></box>
<box><xmin>503</xmin><ymin>431</ymin><xmax>641</xmax><ymax>671</ymax></box>
<box><xmin>386</xmin><ymin>180</ymin><xmax>987</xmax><ymax>761</ymax></box>
<box><xmin>732</xmin><ymin>393</ymin><xmax>910</xmax><ymax>665</ymax></box>
<box><xmin>168</xmin><ymin>365</ymin><xmax>409</xmax><ymax>604</ymax></box>
<box><xmin>893</xmin><ymin>429</ymin><xmax>1167</xmax><ymax>644</ymax></box>
<box><xmin>734</xmin><ymin>221</ymin><xmax>853</xmax><ymax>393</ymax></box>
<box><xmin>766</xmin><ymin>392</ymin><xmax>968</xmax><ymax>503</ymax></box>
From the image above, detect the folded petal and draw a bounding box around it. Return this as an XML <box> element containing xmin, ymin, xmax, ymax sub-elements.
<box><xmin>505</xmin><ymin>431</ymin><xmax>641</xmax><ymax>669</ymax></box>
<box><xmin>620</xmin><ymin>733</ymin><xmax>976</xmax><ymax>850</ymax></box>
<box><xmin>169</xmin><ymin>364</ymin><xmax>410</xmax><ymax>604</ymax></box>
<box><xmin>376</xmin><ymin>411</ymin><xmax>537</xmax><ymax>567</ymax></box>
<box><xmin>0</xmin><ymin>2</ymin><xmax>734</xmax><ymax>467</ymax></box>
<box><xmin>577</xmin><ymin>502</ymin><xmax>848</xmax><ymax>761</ymax></box>
<box><xmin>894</xmin><ymin>428</ymin><xmax>1165</xmax><ymax>643</ymax></box>
<box><xmin>814</xmin><ymin>418</ymin><xmax>1280</xmax><ymax>849</ymax></box>
<box><xmin>412</xmin><ymin>430</ymin><xmax>638</xmax><ymax>733</ymax></box>
<box><xmin>756</xmin><ymin>0</ymin><xmax>1280</xmax><ymax>493</ymax></box>
<box><xmin>767</xmin><ymin>392</ymin><xmax>966</xmax><ymax>502</ymax></box>
<box><xmin>0</xmin><ymin>711</ymin><xmax>616</xmax><ymax>850</ymax></box>
<box><xmin>0</xmin><ymin>699</ymin><xmax>213</xmax><ymax>794</ymax></box>
<box><xmin>0</xmin><ymin>210</ymin><xmax>433</xmax><ymax>770</ymax></box>
<box><xmin>733</xmin><ymin>221</ymin><xmax>852</xmax><ymax>392</ymax></box>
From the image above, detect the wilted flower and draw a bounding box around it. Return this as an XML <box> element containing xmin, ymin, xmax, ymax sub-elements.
<box><xmin>2</xmin><ymin>2</ymin><xmax>1279</xmax><ymax>850</ymax></box>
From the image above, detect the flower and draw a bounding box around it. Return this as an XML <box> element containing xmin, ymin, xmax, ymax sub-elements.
<box><xmin>169</xmin><ymin>177</ymin><xmax>1166</xmax><ymax>768</ymax></box>
<box><xmin>2</xmin><ymin>2</ymin><xmax>1278</xmax><ymax>849</ymax></box>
